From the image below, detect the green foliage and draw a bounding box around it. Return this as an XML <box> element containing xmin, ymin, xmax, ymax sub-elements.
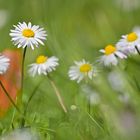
<box><xmin>0</xmin><ymin>0</ymin><xmax>140</xmax><ymax>139</ymax></box>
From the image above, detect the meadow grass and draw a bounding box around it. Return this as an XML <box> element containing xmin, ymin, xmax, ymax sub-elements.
<box><xmin>0</xmin><ymin>0</ymin><xmax>140</xmax><ymax>139</ymax></box>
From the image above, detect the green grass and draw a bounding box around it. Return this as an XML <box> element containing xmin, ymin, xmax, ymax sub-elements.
<box><xmin>0</xmin><ymin>0</ymin><xmax>140</xmax><ymax>139</ymax></box>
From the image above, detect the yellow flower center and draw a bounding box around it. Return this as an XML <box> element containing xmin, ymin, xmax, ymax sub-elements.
<box><xmin>127</xmin><ymin>32</ymin><xmax>138</xmax><ymax>42</ymax></box>
<box><xmin>105</xmin><ymin>45</ymin><xmax>116</xmax><ymax>55</ymax></box>
<box><xmin>80</xmin><ymin>64</ymin><xmax>92</xmax><ymax>73</ymax></box>
<box><xmin>36</xmin><ymin>55</ymin><xmax>47</xmax><ymax>64</ymax></box>
<box><xmin>22</xmin><ymin>29</ymin><xmax>35</xmax><ymax>38</ymax></box>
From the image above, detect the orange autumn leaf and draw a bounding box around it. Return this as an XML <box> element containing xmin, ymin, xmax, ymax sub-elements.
<box><xmin>0</xmin><ymin>49</ymin><xmax>22</xmax><ymax>116</ymax></box>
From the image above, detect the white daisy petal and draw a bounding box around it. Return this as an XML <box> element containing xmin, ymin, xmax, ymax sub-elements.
<box><xmin>115</xmin><ymin>51</ymin><xmax>127</xmax><ymax>59</ymax></box>
<box><xmin>28</xmin><ymin>22</ymin><xmax>32</xmax><ymax>29</ymax></box>
<box><xmin>99</xmin><ymin>44</ymin><xmax>127</xmax><ymax>66</ymax></box>
<box><xmin>68</xmin><ymin>60</ymin><xmax>97</xmax><ymax>83</ymax></box>
<box><xmin>99</xmin><ymin>49</ymin><xmax>105</xmax><ymax>53</ymax></box>
<box><xmin>10</xmin><ymin>22</ymin><xmax>47</xmax><ymax>50</ymax></box>
<box><xmin>116</xmin><ymin>32</ymin><xmax>140</xmax><ymax>55</ymax></box>
<box><xmin>0</xmin><ymin>54</ymin><xmax>10</xmax><ymax>74</ymax></box>
<box><xmin>28</xmin><ymin>55</ymin><xmax>59</xmax><ymax>77</ymax></box>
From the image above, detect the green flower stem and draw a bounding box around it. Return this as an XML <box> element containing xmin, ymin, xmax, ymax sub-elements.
<box><xmin>0</xmin><ymin>81</ymin><xmax>21</xmax><ymax>114</ymax></box>
<box><xmin>86</xmin><ymin>112</ymin><xmax>105</xmax><ymax>133</ymax></box>
<box><xmin>88</xmin><ymin>97</ymin><xmax>91</xmax><ymax>114</ymax></box>
<box><xmin>21</xmin><ymin>47</ymin><xmax>27</xmax><ymax>96</ymax></box>
<box><xmin>21</xmin><ymin>79</ymin><xmax>44</xmax><ymax>127</ymax></box>
<box><xmin>17</xmin><ymin>47</ymin><xmax>27</xmax><ymax>106</ymax></box>
<box><xmin>48</xmin><ymin>75</ymin><xmax>67</xmax><ymax>113</ymax></box>
<box><xmin>135</xmin><ymin>46</ymin><xmax>140</xmax><ymax>55</ymax></box>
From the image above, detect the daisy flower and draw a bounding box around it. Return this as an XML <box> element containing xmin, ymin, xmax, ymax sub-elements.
<box><xmin>1</xmin><ymin>128</ymin><xmax>37</xmax><ymax>140</ymax></box>
<box><xmin>10</xmin><ymin>22</ymin><xmax>47</xmax><ymax>50</ymax></box>
<box><xmin>116</xmin><ymin>32</ymin><xmax>140</xmax><ymax>54</ymax></box>
<box><xmin>68</xmin><ymin>59</ymin><xmax>97</xmax><ymax>83</ymax></box>
<box><xmin>28</xmin><ymin>55</ymin><xmax>67</xmax><ymax>113</ymax></box>
<box><xmin>0</xmin><ymin>54</ymin><xmax>10</xmax><ymax>74</ymax></box>
<box><xmin>99</xmin><ymin>44</ymin><xmax>127</xmax><ymax>66</ymax></box>
<box><xmin>28</xmin><ymin>55</ymin><xmax>59</xmax><ymax>77</ymax></box>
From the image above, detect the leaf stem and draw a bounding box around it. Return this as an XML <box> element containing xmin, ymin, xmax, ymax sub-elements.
<box><xmin>21</xmin><ymin>47</ymin><xmax>27</xmax><ymax>94</ymax></box>
<box><xmin>0</xmin><ymin>81</ymin><xmax>21</xmax><ymax>114</ymax></box>
<box><xmin>86</xmin><ymin>112</ymin><xmax>105</xmax><ymax>132</ymax></box>
<box><xmin>21</xmin><ymin>79</ymin><xmax>44</xmax><ymax>126</ymax></box>
<box><xmin>48</xmin><ymin>75</ymin><xmax>67</xmax><ymax>113</ymax></box>
<box><xmin>135</xmin><ymin>46</ymin><xmax>140</xmax><ymax>55</ymax></box>
<box><xmin>17</xmin><ymin>47</ymin><xmax>27</xmax><ymax>108</ymax></box>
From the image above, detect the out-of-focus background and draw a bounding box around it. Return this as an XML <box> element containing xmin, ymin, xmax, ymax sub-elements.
<box><xmin>0</xmin><ymin>0</ymin><xmax>140</xmax><ymax>139</ymax></box>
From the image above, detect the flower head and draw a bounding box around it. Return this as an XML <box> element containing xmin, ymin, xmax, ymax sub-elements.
<box><xmin>0</xmin><ymin>54</ymin><xmax>10</xmax><ymax>74</ymax></box>
<box><xmin>99</xmin><ymin>44</ymin><xmax>127</xmax><ymax>66</ymax></box>
<box><xmin>70</xmin><ymin>105</ymin><xmax>77</xmax><ymax>110</ymax></box>
<box><xmin>116</xmin><ymin>32</ymin><xmax>140</xmax><ymax>54</ymax></box>
<box><xmin>10</xmin><ymin>22</ymin><xmax>47</xmax><ymax>50</ymax></box>
<box><xmin>28</xmin><ymin>55</ymin><xmax>59</xmax><ymax>77</ymax></box>
<box><xmin>1</xmin><ymin>128</ymin><xmax>38</xmax><ymax>140</ymax></box>
<box><xmin>68</xmin><ymin>59</ymin><xmax>97</xmax><ymax>83</ymax></box>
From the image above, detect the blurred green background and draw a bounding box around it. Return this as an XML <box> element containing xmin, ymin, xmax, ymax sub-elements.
<box><xmin>0</xmin><ymin>0</ymin><xmax>140</xmax><ymax>139</ymax></box>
